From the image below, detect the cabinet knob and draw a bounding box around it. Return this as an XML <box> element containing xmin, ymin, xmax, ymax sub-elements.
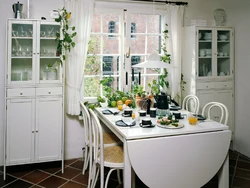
<box><xmin>48</xmin><ymin>91</ymin><xmax>51</xmax><ymax>94</ymax></box>
<box><xmin>224</xmin><ymin>85</ymin><xmax>227</xmax><ymax>87</ymax></box>
<box><xmin>36</xmin><ymin>130</ymin><xmax>38</xmax><ymax>133</ymax></box>
<box><xmin>32</xmin><ymin>131</ymin><xmax>34</xmax><ymax>133</ymax></box>
<box><xmin>20</xmin><ymin>92</ymin><xmax>23</xmax><ymax>95</ymax></box>
<box><xmin>206</xmin><ymin>86</ymin><xmax>208</xmax><ymax>88</ymax></box>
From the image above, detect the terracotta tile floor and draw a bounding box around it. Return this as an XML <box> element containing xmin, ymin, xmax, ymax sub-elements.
<box><xmin>0</xmin><ymin>150</ymin><xmax>250</xmax><ymax>188</ymax></box>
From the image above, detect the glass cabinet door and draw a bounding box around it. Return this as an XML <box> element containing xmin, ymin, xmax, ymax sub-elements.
<box><xmin>39</xmin><ymin>22</ymin><xmax>61</xmax><ymax>83</ymax></box>
<box><xmin>216</xmin><ymin>29</ymin><xmax>231</xmax><ymax>77</ymax></box>
<box><xmin>197</xmin><ymin>29</ymin><xmax>213</xmax><ymax>78</ymax></box>
<box><xmin>9</xmin><ymin>21</ymin><xmax>35</xmax><ymax>84</ymax></box>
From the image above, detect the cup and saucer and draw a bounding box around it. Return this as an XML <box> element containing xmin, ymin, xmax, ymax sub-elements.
<box><xmin>122</xmin><ymin>108</ymin><xmax>133</xmax><ymax>117</ymax></box>
<box><xmin>139</xmin><ymin>118</ymin><xmax>155</xmax><ymax>128</ymax></box>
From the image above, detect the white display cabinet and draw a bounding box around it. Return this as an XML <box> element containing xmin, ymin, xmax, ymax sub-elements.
<box><xmin>182</xmin><ymin>26</ymin><xmax>234</xmax><ymax>138</ymax></box>
<box><xmin>4</xmin><ymin>19</ymin><xmax>64</xmax><ymax>179</ymax></box>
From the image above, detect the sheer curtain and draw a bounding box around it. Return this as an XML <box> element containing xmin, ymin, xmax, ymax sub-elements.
<box><xmin>64</xmin><ymin>0</ymin><xmax>95</xmax><ymax>115</ymax></box>
<box><xmin>166</xmin><ymin>4</ymin><xmax>184</xmax><ymax>104</ymax></box>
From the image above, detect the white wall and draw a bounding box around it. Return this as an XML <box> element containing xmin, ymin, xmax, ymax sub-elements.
<box><xmin>0</xmin><ymin>0</ymin><xmax>250</xmax><ymax>166</ymax></box>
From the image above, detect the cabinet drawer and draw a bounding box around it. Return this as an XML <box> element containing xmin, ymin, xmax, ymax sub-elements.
<box><xmin>196</xmin><ymin>82</ymin><xmax>214</xmax><ymax>90</ymax></box>
<box><xmin>215</xmin><ymin>82</ymin><xmax>233</xmax><ymax>89</ymax></box>
<box><xmin>36</xmin><ymin>87</ymin><xmax>63</xmax><ymax>96</ymax></box>
<box><xmin>7</xmin><ymin>88</ymin><xmax>35</xmax><ymax>97</ymax></box>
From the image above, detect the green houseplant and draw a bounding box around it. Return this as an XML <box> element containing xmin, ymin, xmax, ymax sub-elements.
<box><xmin>55</xmin><ymin>7</ymin><xmax>77</xmax><ymax>64</ymax></box>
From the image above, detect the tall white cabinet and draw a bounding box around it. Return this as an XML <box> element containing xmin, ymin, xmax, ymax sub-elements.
<box><xmin>4</xmin><ymin>19</ymin><xmax>64</xmax><ymax>178</ymax></box>
<box><xmin>182</xmin><ymin>26</ymin><xmax>234</xmax><ymax>138</ymax></box>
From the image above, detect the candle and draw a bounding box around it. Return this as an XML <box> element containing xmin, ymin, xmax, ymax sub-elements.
<box><xmin>125</xmin><ymin>72</ymin><xmax>128</xmax><ymax>85</ymax></box>
<box><xmin>132</xmin><ymin>69</ymin><xmax>134</xmax><ymax>81</ymax></box>
<box><xmin>138</xmin><ymin>72</ymin><xmax>141</xmax><ymax>85</ymax></box>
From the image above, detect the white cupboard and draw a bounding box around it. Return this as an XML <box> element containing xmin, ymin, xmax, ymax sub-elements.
<box><xmin>182</xmin><ymin>26</ymin><xmax>234</xmax><ymax>138</ymax></box>
<box><xmin>4</xmin><ymin>19</ymin><xmax>64</xmax><ymax>179</ymax></box>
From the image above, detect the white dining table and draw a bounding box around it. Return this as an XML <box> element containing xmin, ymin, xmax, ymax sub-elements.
<box><xmin>95</xmin><ymin>107</ymin><xmax>231</xmax><ymax>188</ymax></box>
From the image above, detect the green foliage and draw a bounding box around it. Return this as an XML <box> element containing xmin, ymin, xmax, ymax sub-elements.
<box><xmin>131</xmin><ymin>84</ymin><xmax>146</xmax><ymax>97</ymax></box>
<box><xmin>55</xmin><ymin>7</ymin><xmax>77</xmax><ymax>64</ymax></box>
<box><xmin>100</xmin><ymin>77</ymin><xmax>135</xmax><ymax>108</ymax></box>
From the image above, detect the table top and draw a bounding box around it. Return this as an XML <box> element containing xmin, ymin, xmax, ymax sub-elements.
<box><xmin>95</xmin><ymin>107</ymin><xmax>229</xmax><ymax>140</ymax></box>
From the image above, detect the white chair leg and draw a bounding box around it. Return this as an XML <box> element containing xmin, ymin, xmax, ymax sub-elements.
<box><xmin>117</xmin><ymin>169</ymin><xmax>122</xmax><ymax>184</ymax></box>
<box><xmin>82</xmin><ymin>145</ymin><xmax>89</xmax><ymax>175</ymax></box>
<box><xmin>105</xmin><ymin>168</ymin><xmax>116</xmax><ymax>188</ymax></box>
<box><xmin>91</xmin><ymin>165</ymin><xmax>99</xmax><ymax>188</ymax></box>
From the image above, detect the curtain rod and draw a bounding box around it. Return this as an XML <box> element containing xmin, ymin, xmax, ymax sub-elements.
<box><xmin>130</xmin><ymin>0</ymin><xmax>188</xmax><ymax>5</ymax></box>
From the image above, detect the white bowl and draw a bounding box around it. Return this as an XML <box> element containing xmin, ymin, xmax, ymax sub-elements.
<box><xmin>100</xmin><ymin>102</ymin><xmax>108</xmax><ymax>108</ymax></box>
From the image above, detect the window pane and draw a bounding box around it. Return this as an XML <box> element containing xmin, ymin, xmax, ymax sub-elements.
<box><xmin>131</xmin><ymin>14</ymin><xmax>146</xmax><ymax>33</ymax></box>
<box><xmin>147</xmin><ymin>35</ymin><xmax>161</xmax><ymax>54</ymax></box>
<box><xmin>130</xmin><ymin>35</ymin><xmax>146</xmax><ymax>54</ymax></box>
<box><xmin>84</xmin><ymin>77</ymin><xmax>101</xmax><ymax>97</ymax></box>
<box><xmin>145</xmin><ymin>75</ymin><xmax>159</xmax><ymax>92</ymax></box>
<box><xmin>103</xmin><ymin>35</ymin><xmax>119</xmax><ymax>54</ymax></box>
<box><xmin>92</xmin><ymin>14</ymin><xmax>101</xmax><ymax>33</ymax></box>
<box><xmin>89</xmin><ymin>35</ymin><xmax>101</xmax><ymax>55</ymax></box>
<box><xmin>84</xmin><ymin>55</ymin><xmax>101</xmax><ymax>75</ymax></box>
<box><xmin>148</xmin><ymin>15</ymin><xmax>161</xmax><ymax>33</ymax></box>
<box><xmin>102</xmin><ymin>55</ymin><xmax>119</xmax><ymax>76</ymax></box>
<box><xmin>103</xmin><ymin>14</ymin><xmax>120</xmax><ymax>33</ymax></box>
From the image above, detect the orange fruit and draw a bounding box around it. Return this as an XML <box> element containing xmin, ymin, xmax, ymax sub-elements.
<box><xmin>125</xmin><ymin>99</ymin><xmax>132</xmax><ymax>106</ymax></box>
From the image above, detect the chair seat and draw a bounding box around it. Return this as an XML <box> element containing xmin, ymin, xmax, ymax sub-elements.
<box><xmin>103</xmin><ymin>132</ymin><xmax>121</xmax><ymax>145</ymax></box>
<box><xmin>98</xmin><ymin>145</ymin><xmax>124</xmax><ymax>167</ymax></box>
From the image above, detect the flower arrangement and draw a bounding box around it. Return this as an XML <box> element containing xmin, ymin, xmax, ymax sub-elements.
<box><xmin>55</xmin><ymin>7</ymin><xmax>77</xmax><ymax>64</ymax></box>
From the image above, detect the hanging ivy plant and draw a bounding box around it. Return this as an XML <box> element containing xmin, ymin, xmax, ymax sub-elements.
<box><xmin>55</xmin><ymin>7</ymin><xmax>77</xmax><ymax>64</ymax></box>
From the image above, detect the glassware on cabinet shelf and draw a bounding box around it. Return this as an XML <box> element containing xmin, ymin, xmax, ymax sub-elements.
<box><xmin>22</xmin><ymin>69</ymin><xmax>29</xmax><ymax>81</ymax></box>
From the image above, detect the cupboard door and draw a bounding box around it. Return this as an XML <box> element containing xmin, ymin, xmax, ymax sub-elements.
<box><xmin>35</xmin><ymin>97</ymin><xmax>63</xmax><ymax>161</ymax></box>
<box><xmin>197</xmin><ymin>29</ymin><xmax>213</xmax><ymax>78</ymax></box>
<box><xmin>196</xmin><ymin>90</ymin><xmax>214</xmax><ymax>115</ymax></box>
<box><xmin>38</xmin><ymin>22</ymin><xmax>61</xmax><ymax>83</ymax></box>
<box><xmin>216</xmin><ymin>29</ymin><xmax>234</xmax><ymax>78</ymax></box>
<box><xmin>8</xmin><ymin>21</ymin><xmax>36</xmax><ymax>85</ymax></box>
<box><xmin>6</xmin><ymin>98</ymin><xmax>35</xmax><ymax>164</ymax></box>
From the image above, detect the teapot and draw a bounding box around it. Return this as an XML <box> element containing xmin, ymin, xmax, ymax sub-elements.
<box><xmin>155</xmin><ymin>92</ymin><xmax>171</xmax><ymax>110</ymax></box>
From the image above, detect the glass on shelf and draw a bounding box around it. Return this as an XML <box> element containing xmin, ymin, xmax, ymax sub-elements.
<box><xmin>42</xmin><ymin>64</ymin><xmax>59</xmax><ymax>80</ymax></box>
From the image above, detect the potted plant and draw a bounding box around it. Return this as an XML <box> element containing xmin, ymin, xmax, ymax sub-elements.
<box><xmin>55</xmin><ymin>7</ymin><xmax>77</xmax><ymax>64</ymax></box>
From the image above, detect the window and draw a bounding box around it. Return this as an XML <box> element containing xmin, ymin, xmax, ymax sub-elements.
<box><xmin>131</xmin><ymin>22</ymin><xmax>136</xmax><ymax>38</ymax></box>
<box><xmin>84</xmin><ymin>3</ymin><xmax>167</xmax><ymax>99</ymax></box>
<box><xmin>103</xmin><ymin>56</ymin><xmax>113</xmax><ymax>75</ymax></box>
<box><xmin>108</xmin><ymin>21</ymin><xmax>115</xmax><ymax>38</ymax></box>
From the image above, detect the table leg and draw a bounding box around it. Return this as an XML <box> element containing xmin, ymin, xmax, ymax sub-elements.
<box><xmin>124</xmin><ymin>141</ymin><xmax>132</xmax><ymax>188</ymax></box>
<box><xmin>218</xmin><ymin>152</ymin><xmax>229</xmax><ymax>188</ymax></box>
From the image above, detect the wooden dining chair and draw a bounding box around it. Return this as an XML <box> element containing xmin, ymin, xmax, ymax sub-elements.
<box><xmin>79</xmin><ymin>101</ymin><xmax>121</xmax><ymax>178</ymax></box>
<box><xmin>201</xmin><ymin>101</ymin><xmax>229</xmax><ymax>125</ymax></box>
<box><xmin>182</xmin><ymin>94</ymin><xmax>200</xmax><ymax>114</ymax></box>
<box><xmin>88</xmin><ymin>108</ymin><xmax>123</xmax><ymax>188</ymax></box>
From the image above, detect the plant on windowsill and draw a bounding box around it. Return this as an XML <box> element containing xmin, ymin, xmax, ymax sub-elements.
<box><xmin>55</xmin><ymin>7</ymin><xmax>77</xmax><ymax>64</ymax></box>
<box><xmin>99</xmin><ymin>77</ymin><xmax>136</xmax><ymax>108</ymax></box>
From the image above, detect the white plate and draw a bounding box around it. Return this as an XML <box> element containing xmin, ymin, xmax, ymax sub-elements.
<box><xmin>157</xmin><ymin>123</ymin><xmax>184</xmax><ymax>129</ymax></box>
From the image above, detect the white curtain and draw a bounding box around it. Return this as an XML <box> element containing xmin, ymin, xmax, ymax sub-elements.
<box><xmin>166</xmin><ymin>4</ymin><xmax>184</xmax><ymax>103</ymax></box>
<box><xmin>64</xmin><ymin>0</ymin><xmax>95</xmax><ymax>115</ymax></box>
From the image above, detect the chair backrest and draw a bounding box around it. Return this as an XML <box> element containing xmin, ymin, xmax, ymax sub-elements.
<box><xmin>182</xmin><ymin>94</ymin><xmax>200</xmax><ymax>114</ymax></box>
<box><xmin>80</xmin><ymin>101</ymin><xmax>91</xmax><ymax>144</ymax></box>
<box><xmin>88</xmin><ymin>108</ymin><xmax>104</xmax><ymax>167</ymax></box>
<box><xmin>201</xmin><ymin>102</ymin><xmax>228</xmax><ymax>125</ymax></box>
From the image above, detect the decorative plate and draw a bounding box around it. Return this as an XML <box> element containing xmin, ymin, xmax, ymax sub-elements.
<box><xmin>157</xmin><ymin>123</ymin><xmax>184</xmax><ymax>129</ymax></box>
